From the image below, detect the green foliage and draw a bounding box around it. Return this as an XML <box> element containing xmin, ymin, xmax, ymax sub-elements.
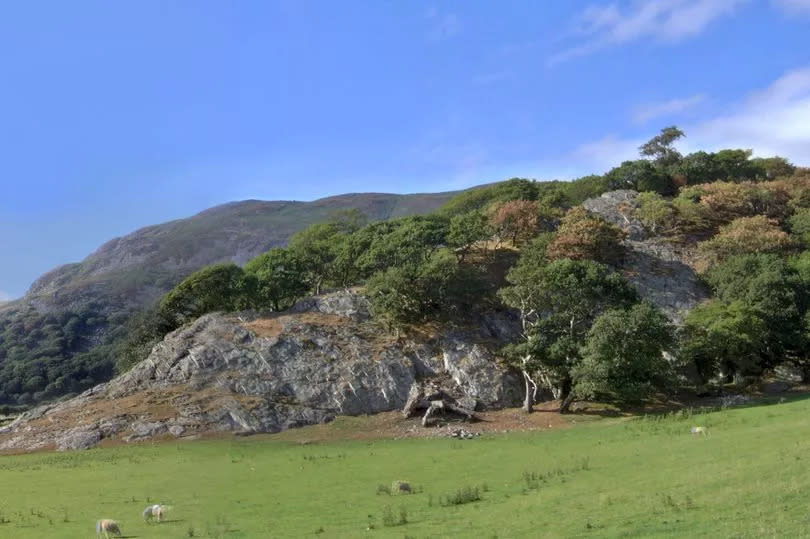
<box><xmin>158</xmin><ymin>263</ymin><xmax>253</xmax><ymax>328</ymax></box>
<box><xmin>634</xmin><ymin>192</ymin><xmax>677</xmax><ymax>235</ymax></box>
<box><xmin>604</xmin><ymin>160</ymin><xmax>675</xmax><ymax>195</ymax></box>
<box><xmin>439</xmin><ymin>178</ymin><xmax>539</xmax><ymax>216</ymax></box>
<box><xmin>788</xmin><ymin>208</ymin><xmax>810</xmax><ymax>247</ymax></box>
<box><xmin>349</xmin><ymin>215</ymin><xmax>449</xmax><ymax>280</ymax></box>
<box><xmin>243</xmin><ymin>248</ymin><xmax>308</xmax><ymax>311</ymax></box>
<box><xmin>670</xmin><ymin>149</ymin><xmax>768</xmax><ymax>185</ymax></box>
<box><xmin>575</xmin><ymin>302</ymin><xmax>674</xmax><ymax>401</ymax></box>
<box><xmin>0</xmin><ymin>303</ymin><xmax>114</xmax><ymax>404</ymax></box>
<box><xmin>751</xmin><ymin>156</ymin><xmax>796</xmax><ymax>179</ymax></box>
<box><xmin>561</xmin><ymin>175</ymin><xmax>610</xmax><ymax>205</ymax></box>
<box><xmin>499</xmin><ymin>258</ymin><xmax>638</xmax><ymax>404</ymax></box>
<box><xmin>681</xmin><ymin>300</ymin><xmax>768</xmax><ymax>381</ymax></box>
<box><xmin>288</xmin><ymin>223</ymin><xmax>343</xmax><ymax>295</ymax></box>
<box><xmin>367</xmin><ymin>250</ymin><xmax>487</xmax><ymax>327</ymax></box>
<box><xmin>639</xmin><ymin>126</ymin><xmax>684</xmax><ymax>167</ymax></box>
<box><xmin>695</xmin><ymin>254</ymin><xmax>807</xmax><ymax>376</ymax></box>
<box><xmin>114</xmin><ymin>304</ymin><xmax>176</xmax><ymax>373</ymax></box>
<box><xmin>447</xmin><ymin>211</ymin><xmax>491</xmax><ymax>261</ymax></box>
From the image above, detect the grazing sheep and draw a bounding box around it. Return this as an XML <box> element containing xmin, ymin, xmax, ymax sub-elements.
<box><xmin>691</xmin><ymin>426</ymin><xmax>709</xmax><ymax>437</ymax></box>
<box><xmin>96</xmin><ymin>519</ymin><xmax>122</xmax><ymax>538</ymax></box>
<box><xmin>143</xmin><ymin>504</ymin><xmax>170</xmax><ymax>522</ymax></box>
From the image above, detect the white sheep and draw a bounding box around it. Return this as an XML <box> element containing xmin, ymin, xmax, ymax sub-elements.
<box><xmin>690</xmin><ymin>426</ymin><xmax>709</xmax><ymax>437</ymax></box>
<box><xmin>96</xmin><ymin>519</ymin><xmax>122</xmax><ymax>538</ymax></box>
<box><xmin>143</xmin><ymin>504</ymin><xmax>170</xmax><ymax>523</ymax></box>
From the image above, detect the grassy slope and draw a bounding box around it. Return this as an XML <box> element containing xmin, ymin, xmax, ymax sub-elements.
<box><xmin>2</xmin><ymin>398</ymin><xmax>809</xmax><ymax>538</ymax></box>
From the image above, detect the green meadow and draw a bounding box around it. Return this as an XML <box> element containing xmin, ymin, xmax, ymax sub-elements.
<box><xmin>1</xmin><ymin>398</ymin><xmax>810</xmax><ymax>538</ymax></box>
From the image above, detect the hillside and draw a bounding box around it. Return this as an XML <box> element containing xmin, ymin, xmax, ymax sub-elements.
<box><xmin>0</xmin><ymin>190</ymin><xmax>462</xmax><ymax>404</ymax></box>
<box><xmin>0</xmin><ymin>291</ymin><xmax>522</xmax><ymax>452</ymax></box>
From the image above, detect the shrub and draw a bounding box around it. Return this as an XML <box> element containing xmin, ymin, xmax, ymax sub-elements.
<box><xmin>696</xmin><ymin>216</ymin><xmax>794</xmax><ymax>272</ymax></box>
<box><xmin>547</xmin><ymin>207</ymin><xmax>625</xmax><ymax>264</ymax></box>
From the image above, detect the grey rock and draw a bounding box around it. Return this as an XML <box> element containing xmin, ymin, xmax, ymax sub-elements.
<box><xmin>583</xmin><ymin>190</ymin><xmax>647</xmax><ymax>241</ymax></box>
<box><xmin>583</xmin><ymin>190</ymin><xmax>710</xmax><ymax>325</ymax></box>
<box><xmin>56</xmin><ymin>427</ymin><xmax>101</xmax><ymax>451</ymax></box>
<box><xmin>0</xmin><ymin>291</ymin><xmax>522</xmax><ymax>451</ymax></box>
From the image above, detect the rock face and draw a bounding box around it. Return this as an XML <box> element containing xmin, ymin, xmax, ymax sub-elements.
<box><xmin>583</xmin><ymin>190</ymin><xmax>709</xmax><ymax>324</ymax></box>
<box><xmin>0</xmin><ymin>292</ymin><xmax>521</xmax><ymax>452</ymax></box>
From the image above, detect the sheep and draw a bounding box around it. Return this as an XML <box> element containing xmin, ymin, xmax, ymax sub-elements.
<box><xmin>96</xmin><ymin>519</ymin><xmax>122</xmax><ymax>538</ymax></box>
<box><xmin>691</xmin><ymin>426</ymin><xmax>709</xmax><ymax>437</ymax></box>
<box><xmin>143</xmin><ymin>503</ymin><xmax>170</xmax><ymax>523</ymax></box>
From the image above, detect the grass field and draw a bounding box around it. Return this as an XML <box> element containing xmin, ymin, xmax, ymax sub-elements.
<box><xmin>1</xmin><ymin>397</ymin><xmax>810</xmax><ymax>538</ymax></box>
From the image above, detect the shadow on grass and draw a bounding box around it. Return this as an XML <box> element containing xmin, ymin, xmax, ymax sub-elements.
<box><xmin>571</xmin><ymin>390</ymin><xmax>810</xmax><ymax>420</ymax></box>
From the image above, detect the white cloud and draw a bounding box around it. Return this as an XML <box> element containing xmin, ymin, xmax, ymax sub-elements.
<box><xmin>0</xmin><ymin>290</ymin><xmax>11</xmax><ymax>303</ymax></box>
<box><xmin>426</xmin><ymin>8</ymin><xmax>460</xmax><ymax>41</ymax></box>
<box><xmin>632</xmin><ymin>94</ymin><xmax>706</xmax><ymax>125</ymax></box>
<box><xmin>568</xmin><ymin>65</ymin><xmax>810</xmax><ymax>173</ymax></box>
<box><xmin>550</xmin><ymin>0</ymin><xmax>746</xmax><ymax>64</ymax></box>
<box><xmin>773</xmin><ymin>0</ymin><xmax>810</xmax><ymax>13</ymax></box>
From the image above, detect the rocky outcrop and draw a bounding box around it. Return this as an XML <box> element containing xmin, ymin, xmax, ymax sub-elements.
<box><xmin>0</xmin><ymin>292</ymin><xmax>521</xmax><ymax>452</ymax></box>
<box><xmin>583</xmin><ymin>190</ymin><xmax>709</xmax><ymax>324</ymax></box>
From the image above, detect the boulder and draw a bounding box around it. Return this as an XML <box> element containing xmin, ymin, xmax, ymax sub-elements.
<box><xmin>56</xmin><ymin>427</ymin><xmax>101</xmax><ymax>451</ymax></box>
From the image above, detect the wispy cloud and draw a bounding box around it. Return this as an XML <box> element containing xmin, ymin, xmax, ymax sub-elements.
<box><xmin>772</xmin><ymin>0</ymin><xmax>810</xmax><ymax>13</ymax></box>
<box><xmin>426</xmin><ymin>7</ymin><xmax>460</xmax><ymax>41</ymax></box>
<box><xmin>550</xmin><ymin>0</ymin><xmax>746</xmax><ymax>65</ymax></box>
<box><xmin>568</xmin><ymin>65</ymin><xmax>810</xmax><ymax>173</ymax></box>
<box><xmin>632</xmin><ymin>94</ymin><xmax>706</xmax><ymax>125</ymax></box>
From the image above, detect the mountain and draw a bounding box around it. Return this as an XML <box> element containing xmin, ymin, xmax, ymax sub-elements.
<box><xmin>0</xmin><ymin>189</ymin><xmax>462</xmax><ymax>405</ymax></box>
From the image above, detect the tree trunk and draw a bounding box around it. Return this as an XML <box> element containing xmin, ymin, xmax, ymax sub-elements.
<box><xmin>559</xmin><ymin>392</ymin><xmax>575</xmax><ymax>414</ymax></box>
<box><xmin>522</xmin><ymin>370</ymin><xmax>536</xmax><ymax>413</ymax></box>
<box><xmin>523</xmin><ymin>374</ymin><xmax>533</xmax><ymax>413</ymax></box>
<box><xmin>559</xmin><ymin>377</ymin><xmax>574</xmax><ymax>414</ymax></box>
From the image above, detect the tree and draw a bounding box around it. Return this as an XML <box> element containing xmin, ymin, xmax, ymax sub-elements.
<box><xmin>243</xmin><ymin>248</ymin><xmax>308</xmax><ymax>311</ymax></box>
<box><xmin>546</xmin><ymin>207</ymin><xmax>625</xmax><ymax>265</ymax></box>
<box><xmin>789</xmin><ymin>208</ymin><xmax>810</xmax><ymax>247</ymax></box>
<box><xmin>289</xmin><ymin>223</ymin><xmax>343</xmax><ymax>295</ymax></box>
<box><xmin>447</xmin><ymin>211</ymin><xmax>491</xmax><ymax>261</ymax></box>
<box><xmin>752</xmin><ymin>156</ymin><xmax>796</xmax><ymax>179</ymax></box>
<box><xmin>351</xmin><ymin>215</ymin><xmax>449</xmax><ymax>278</ymax></box>
<box><xmin>440</xmin><ymin>178</ymin><xmax>539</xmax><ymax>216</ymax></box>
<box><xmin>681</xmin><ymin>300</ymin><xmax>768</xmax><ymax>383</ymax></box>
<box><xmin>367</xmin><ymin>249</ymin><xmax>485</xmax><ymax>329</ymax></box>
<box><xmin>499</xmin><ymin>258</ymin><xmax>638</xmax><ymax>413</ymax></box>
<box><xmin>604</xmin><ymin>160</ymin><xmax>675</xmax><ymax>195</ymax></box>
<box><xmin>634</xmin><ymin>192</ymin><xmax>677</xmax><ymax>235</ymax></box>
<box><xmin>705</xmin><ymin>253</ymin><xmax>805</xmax><ymax>362</ymax></box>
<box><xmin>575</xmin><ymin>302</ymin><xmax>673</xmax><ymax>402</ymax></box>
<box><xmin>490</xmin><ymin>200</ymin><xmax>542</xmax><ymax>246</ymax></box>
<box><xmin>639</xmin><ymin>126</ymin><xmax>684</xmax><ymax>167</ymax></box>
<box><xmin>696</xmin><ymin>216</ymin><xmax>794</xmax><ymax>271</ymax></box>
<box><xmin>159</xmin><ymin>263</ymin><xmax>252</xmax><ymax>328</ymax></box>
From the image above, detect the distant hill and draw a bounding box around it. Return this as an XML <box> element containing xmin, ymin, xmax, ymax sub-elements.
<box><xmin>0</xmin><ymin>189</ymin><xmax>463</xmax><ymax>404</ymax></box>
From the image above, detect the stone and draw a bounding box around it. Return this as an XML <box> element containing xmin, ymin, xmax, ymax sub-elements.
<box><xmin>56</xmin><ymin>427</ymin><xmax>101</xmax><ymax>451</ymax></box>
<box><xmin>0</xmin><ymin>291</ymin><xmax>521</xmax><ymax>451</ymax></box>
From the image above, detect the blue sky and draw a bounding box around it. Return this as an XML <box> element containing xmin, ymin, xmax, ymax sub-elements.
<box><xmin>1</xmin><ymin>0</ymin><xmax>810</xmax><ymax>299</ymax></box>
